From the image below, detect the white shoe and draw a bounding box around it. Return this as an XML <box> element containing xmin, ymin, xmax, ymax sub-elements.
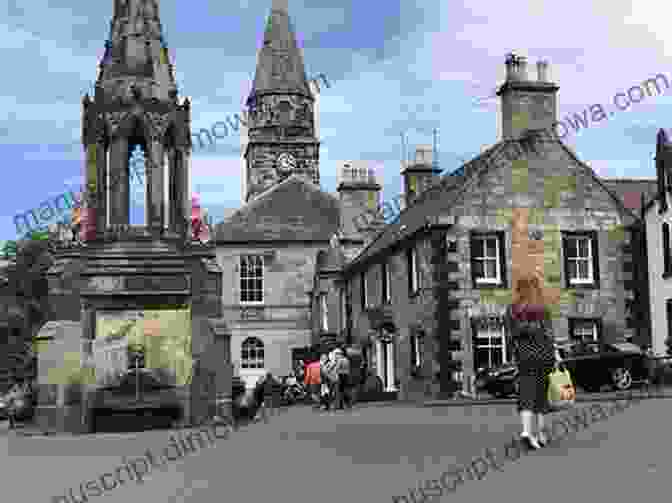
<box><xmin>520</xmin><ymin>433</ymin><xmax>542</xmax><ymax>450</ymax></box>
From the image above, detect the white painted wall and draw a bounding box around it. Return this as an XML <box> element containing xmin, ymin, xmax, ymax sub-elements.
<box><xmin>646</xmin><ymin>193</ymin><xmax>672</xmax><ymax>355</ymax></box>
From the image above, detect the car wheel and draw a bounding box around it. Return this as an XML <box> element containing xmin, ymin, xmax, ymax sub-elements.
<box><xmin>611</xmin><ymin>367</ymin><xmax>633</xmax><ymax>390</ymax></box>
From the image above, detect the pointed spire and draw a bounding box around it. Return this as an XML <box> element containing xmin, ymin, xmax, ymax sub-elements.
<box><xmin>96</xmin><ymin>0</ymin><xmax>177</xmax><ymax>102</ymax></box>
<box><xmin>247</xmin><ymin>0</ymin><xmax>312</xmax><ymax>104</ymax></box>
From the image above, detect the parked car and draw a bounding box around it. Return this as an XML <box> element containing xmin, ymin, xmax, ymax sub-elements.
<box><xmin>559</xmin><ymin>341</ymin><xmax>650</xmax><ymax>391</ymax></box>
<box><xmin>90</xmin><ymin>369</ymin><xmax>182</xmax><ymax>431</ymax></box>
<box><xmin>475</xmin><ymin>363</ymin><xmax>519</xmax><ymax>398</ymax></box>
<box><xmin>476</xmin><ymin>341</ymin><xmax>651</xmax><ymax>397</ymax></box>
<box><xmin>0</xmin><ymin>383</ymin><xmax>35</xmax><ymax>421</ymax></box>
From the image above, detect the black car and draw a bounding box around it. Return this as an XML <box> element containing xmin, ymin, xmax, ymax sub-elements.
<box><xmin>90</xmin><ymin>369</ymin><xmax>182</xmax><ymax>431</ymax></box>
<box><xmin>0</xmin><ymin>384</ymin><xmax>35</xmax><ymax>421</ymax></box>
<box><xmin>559</xmin><ymin>341</ymin><xmax>649</xmax><ymax>392</ymax></box>
<box><xmin>475</xmin><ymin>362</ymin><xmax>519</xmax><ymax>398</ymax></box>
<box><xmin>475</xmin><ymin>341</ymin><xmax>650</xmax><ymax>397</ymax></box>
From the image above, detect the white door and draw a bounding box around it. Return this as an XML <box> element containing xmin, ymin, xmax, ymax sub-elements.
<box><xmin>376</xmin><ymin>340</ymin><xmax>397</xmax><ymax>391</ymax></box>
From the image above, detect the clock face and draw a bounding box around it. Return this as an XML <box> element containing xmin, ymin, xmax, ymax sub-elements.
<box><xmin>277</xmin><ymin>152</ymin><xmax>296</xmax><ymax>173</ymax></box>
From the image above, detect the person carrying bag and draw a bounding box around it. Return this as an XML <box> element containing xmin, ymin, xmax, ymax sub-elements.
<box><xmin>547</xmin><ymin>364</ymin><xmax>576</xmax><ymax>411</ymax></box>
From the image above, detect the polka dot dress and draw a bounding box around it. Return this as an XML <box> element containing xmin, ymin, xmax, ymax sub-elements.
<box><xmin>511</xmin><ymin>318</ymin><xmax>556</xmax><ymax>414</ymax></box>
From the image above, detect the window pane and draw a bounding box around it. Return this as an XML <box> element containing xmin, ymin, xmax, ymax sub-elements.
<box><xmin>473</xmin><ymin>238</ymin><xmax>484</xmax><ymax>258</ymax></box>
<box><xmin>566</xmin><ymin>238</ymin><xmax>577</xmax><ymax>258</ymax></box>
<box><xmin>486</xmin><ymin>238</ymin><xmax>497</xmax><ymax>258</ymax></box>
<box><xmin>578</xmin><ymin>260</ymin><xmax>589</xmax><ymax>279</ymax></box>
<box><xmin>578</xmin><ymin>238</ymin><xmax>589</xmax><ymax>258</ymax></box>
<box><xmin>485</xmin><ymin>260</ymin><xmax>497</xmax><ymax>278</ymax></box>
<box><xmin>473</xmin><ymin>260</ymin><xmax>484</xmax><ymax>278</ymax></box>
<box><xmin>568</xmin><ymin>260</ymin><xmax>577</xmax><ymax>279</ymax></box>
<box><xmin>491</xmin><ymin>350</ymin><xmax>503</xmax><ymax>367</ymax></box>
<box><xmin>475</xmin><ymin>349</ymin><xmax>490</xmax><ymax>369</ymax></box>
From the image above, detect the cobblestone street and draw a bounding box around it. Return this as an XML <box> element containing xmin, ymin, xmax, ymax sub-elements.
<box><xmin>2</xmin><ymin>396</ymin><xmax>667</xmax><ymax>502</ymax></box>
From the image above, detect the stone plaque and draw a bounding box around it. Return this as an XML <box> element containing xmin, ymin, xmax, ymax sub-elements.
<box><xmin>88</xmin><ymin>277</ymin><xmax>124</xmax><ymax>292</ymax></box>
<box><xmin>241</xmin><ymin>307</ymin><xmax>265</xmax><ymax>320</ymax></box>
<box><xmin>125</xmin><ymin>276</ymin><xmax>188</xmax><ymax>291</ymax></box>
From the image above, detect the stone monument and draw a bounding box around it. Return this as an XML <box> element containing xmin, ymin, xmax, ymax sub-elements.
<box><xmin>33</xmin><ymin>0</ymin><xmax>228</xmax><ymax>434</ymax></box>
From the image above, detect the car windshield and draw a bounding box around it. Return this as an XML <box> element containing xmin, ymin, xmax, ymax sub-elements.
<box><xmin>610</xmin><ymin>342</ymin><xmax>642</xmax><ymax>353</ymax></box>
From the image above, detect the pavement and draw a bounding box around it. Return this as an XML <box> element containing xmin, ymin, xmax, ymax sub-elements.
<box><xmin>0</xmin><ymin>393</ymin><xmax>667</xmax><ymax>503</ymax></box>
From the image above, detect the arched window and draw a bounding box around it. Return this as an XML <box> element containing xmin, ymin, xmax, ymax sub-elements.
<box><xmin>241</xmin><ymin>337</ymin><xmax>264</xmax><ymax>369</ymax></box>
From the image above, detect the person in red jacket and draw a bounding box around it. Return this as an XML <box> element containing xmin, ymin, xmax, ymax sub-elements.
<box><xmin>304</xmin><ymin>356</ymin><xmax>322</xmax><ymax>408</ymax></box>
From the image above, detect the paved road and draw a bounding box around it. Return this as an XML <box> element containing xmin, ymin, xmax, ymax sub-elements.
<box><xmin>0</xmin><ymin>397</ymin><xmax>665</xmax><ymax>502</ymax></box>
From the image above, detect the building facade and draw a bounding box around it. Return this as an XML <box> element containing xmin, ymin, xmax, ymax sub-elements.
<box><xmin>213</xmin><ymin>1</ymin><xmax>374</xmax><ymax>388</ymax></box>
<box><xmin>645</xmin><ymin>129</ymin><xmax>672</xmax><ymax>356</ymax></box>
<box><xmin>313</xmin><ymin>54</ymin><xmax>654</xmax><ymax>401</ymax></box>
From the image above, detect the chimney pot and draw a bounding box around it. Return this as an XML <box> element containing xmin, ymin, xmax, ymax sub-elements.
<box><xmin>505</xmin><ymin>52</ymin><xmax>518</xmax><ymax>81</ymax></box>
<box><xmin>415</xmin><ymin>145</ymin><xmax>433</xmax><ymax>164</ymax></box>
<box><xmin>518</xmin><ymin>56</ymin><xmax>528</xmax><ymax>81</ymax></box>
<box><xmin>537</xmin><ymin>60</ymin><xmax>549</xmax><ymax>82</ymax></box>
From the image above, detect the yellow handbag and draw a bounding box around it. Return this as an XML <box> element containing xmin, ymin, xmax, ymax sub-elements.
<box><xmin>547</xmin><ymin>367</ymin><xmax>576</xmax><ymax>410</ymax></box>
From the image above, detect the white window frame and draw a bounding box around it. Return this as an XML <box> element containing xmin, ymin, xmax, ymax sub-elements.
<box><xmin>409</xmin><ymin>247</ymin><xmax>419</xmax><ymax>294</ymax></box>
<box><xmin>410</xmin><ymin>334</ymin><xmax>422</xmax><ymax>367</ymax></box>
<box><xmin>363</xmin><ymin>272</ymin><xmax>370</xmax><ymax>308</ymax></box>
<box><xmin>474</xmin><ymin>323</ymin><xmax>507</xmax><ymax>369</ymax></box>
<box><xmin>571</xmin><ymin>320</ymin><xmax>599</xmax><ymax>342</ymax></box>
<box><xmin>382</xmin><ymin>261</ymin><xmax>391</xmax><ymax>303</ymax></box>
<box><xmin>566</xmin><ymin>235</ymin><xmax>594</xmax><ymax>285</ymax></box>
<box><xmin>473</xmin><ymin>235</ymin><xmax>501</xmax><ymax>285</ymax></box>
<box><xmin>320</xmin><ymin>294</ymin><xmax>328</xmax><ymax>332</ymax></box>
<box><xmin>240</xmin><ymin>337</ymin><xmax>265</xmax><ymax>369</ymax></box>
<box><xmin>340</xmin><ymin>287</ymin><xmax>347</xmax><ymax>332</ymax></box>
<box><xmin>240</xmin><ymin>255</ymin><xmax>264</xmax><ymax>304</ymax></box>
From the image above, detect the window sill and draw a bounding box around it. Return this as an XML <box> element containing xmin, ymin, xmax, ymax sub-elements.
<box><xmin>473</xmin><ymin>280</ymin><xmax>505</xmax><ymax>289</ymax></box>
<box><xmin>567</xmin><ymin>282</ymin><xmax>598</xmax><ymax>289</ymax></box>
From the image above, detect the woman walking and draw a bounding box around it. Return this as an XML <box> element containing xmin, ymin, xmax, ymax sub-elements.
<box><xmin>507</xmin><ymin>277</ymin><xmax>562</xmax><ymax>450</ymax></box>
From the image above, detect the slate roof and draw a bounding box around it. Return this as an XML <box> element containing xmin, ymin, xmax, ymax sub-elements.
<box><xmin>346</xmin><ymin>132</ymin><xmax>643</xmax><ymax>272</ymax></box>
<box><xmin>213</xmin><ymin>175</ymin><xmax>340</xmax><ymax>243</ymax></box>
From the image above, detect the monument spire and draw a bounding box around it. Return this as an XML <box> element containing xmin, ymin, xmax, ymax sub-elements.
<box><xmin>96</xmin><ymin>0</ymin><xmax>177</xmax><ymax>102</ymax></box>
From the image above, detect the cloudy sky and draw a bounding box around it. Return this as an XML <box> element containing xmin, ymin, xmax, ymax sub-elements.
<box><xmin>1</xmin><ymin>0</ymin><xmax>670</xmax><ymax>243</ymax></box>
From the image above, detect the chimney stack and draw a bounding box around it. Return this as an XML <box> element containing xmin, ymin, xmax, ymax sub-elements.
<box><xmin>498</xmin><ymin>53</ymin><xmax>559</xmax><ymax>140</ymax></box>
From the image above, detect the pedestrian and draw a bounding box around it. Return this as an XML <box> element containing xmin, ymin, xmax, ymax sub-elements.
<box><xmin>333</xmin><ymin>348</ymin><xmax>352</xmax><ymax>409</ymax></box>
<box><xmin>254</xmin><ymin>371</ymin><xmax>280</xmax><ymax>421</ymax></box>
<box><xmin>304</xmin><ymin>355</ymin><xmax>322</xmax><ymax>409</ymax></box>
<box><xmin>506</xmin><ymin>277</ymin><xmax>562</xmax><ymax>450</ymax></box>
<box><xmin>320</xmin><ymin>352</ymin><xmax>336</xmax><ymax>410</ymax></box>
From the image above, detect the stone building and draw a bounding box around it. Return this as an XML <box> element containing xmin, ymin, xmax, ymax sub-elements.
<box><xmin>212</xmin><ymin>1</ymin><xmax>376</xmax><ymax>388</ymax></box>
<box><xmin>644</xmin><ymin>129</ymin><xmax>672</xmax><ymax>356</ymax></box>
<box><xmin>312</xmin><ymin>54</ymin><xmax>654</xmax><ymax>401</ymax></box>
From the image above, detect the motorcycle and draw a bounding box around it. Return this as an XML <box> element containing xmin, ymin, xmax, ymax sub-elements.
<box><xmin>475</xmin><ymin>363</ymin><xmax>519</xmax><ymax>398</ymax></box>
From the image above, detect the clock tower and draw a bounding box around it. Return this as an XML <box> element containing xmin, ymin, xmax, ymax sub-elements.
<box><xmin>243</xmin><ymin>0</ymin><xmax>320</xmax><ymax>202</ymax></box>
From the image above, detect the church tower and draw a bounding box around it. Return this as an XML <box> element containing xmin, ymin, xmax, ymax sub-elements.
<box><xmin>243</xmin><ymin>0</ymin><xmax>320</xmax><ymax>202</ymax></box>
<box><xmin>81</xmin><ymin>0</ymin><xmax>192</xmax><ymax>240</ymax></box>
